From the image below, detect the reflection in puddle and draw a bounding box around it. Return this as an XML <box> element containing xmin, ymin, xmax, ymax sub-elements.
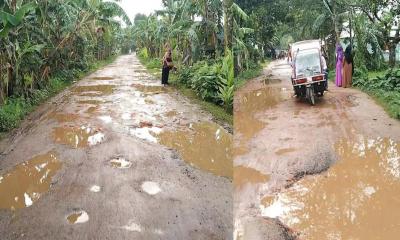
<box><xmin>0</xmin><ymin>151</ymin><xmax>62</xmax><ymax>210</ymax></box>
<box><xmin>234</xmin><ymin>86</ymin><xmax>291</xmax><ymax>156</ymax></box>
<box><xmin>141</xmin><ymin>181</ymin><xmax>161</xmax><ymax>195</ymax></box>
<box><xmin>156</xmin><ymin>122</ymin><xmax>232</xmax><ymax>178</ymax></box>
<box><xmin>130</xmin><ymin>127</ymin><xmax>162</xmax><ymax>143</ymax></box>
<box><xmin>90</xmin><ymin>185</ymin><xmax>101</xmax><ymax>192</ymax></box>
<box><xmin>121</xmin><ymin>220</ymin><xmax>143</xmax><ymax>232</ymax></box>
<box><xmin>98</xmin><ymin>115</ymin><xmax>112</xmax><ymax>124</ymax></box>
<box><xmin>261</xmin><ymin>137</ymin><xmax>400</xmax><ymax>239</ymax></box>
<box><xmin>110</xmin><ymin>157</ymin><xmax>132</xmax><ymax>169</ymax></box>
<box><xmin>234</xmin><ymin>166</ymin><xmax>269</xmax><ymax>189</ymax></box>
<box><xmin>72</xmin><ymin>85</ymin><xmax>115</xmax><ymax>96</ymax></box>
<box><xmin>53</xmin><ymin>126</ymin><xmax>105</xmax><ymax>148</ymax></box>
<box><xmin>67</xmin><ymin>210</ymin><xmax>89</xmax><ymax>224</ymax></box>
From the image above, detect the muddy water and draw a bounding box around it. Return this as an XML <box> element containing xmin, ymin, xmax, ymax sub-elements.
<box><xmin>131</xmin><ymin>84</ymin><xmax>171</xmax><ymax>94</ymax></box>
<box><xmin>156</xmin><ymin>122</ymin><xmax>233</xmax><ymax>178</ymax></box>
<box><xmin>234</xmin><ymin>86</ymin><xmax>291</xmax><ymax>156</ymax></box>
<box><xmin>67</xmin><ymin>211</ymin><xmax>89</xmax><ymax>224</ymax></box>
<box><xmin>48</xmin><ymin>112</ymin><xmax>80</xmax><ymax>123</ymax></box>
<box><xmin>234</xmin><ymin>166</ymin><xmax>269</xmax><ymax>189</ymax></box>
<box><xmin>53</xmin><ymin>126</ymin><xmax>104</xmax><ymax>148</ymax></box>
<box><xmin>72</xmin><ymin>85</ymin><xmax>115</xmax><ymax>96</ymax></box>
<box><xmin>0</xmin><ymin>151</ymin><xmax>62</xmax><ymax>210</ymax></box>
<box><xmin>261</xmin><ymin>136</ymin><xmax>400</xmax><ymax>239</ymax></box>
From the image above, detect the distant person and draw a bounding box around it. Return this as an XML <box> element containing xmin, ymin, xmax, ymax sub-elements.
<box><xmin>162</xmin><ymin>48</ymin><xmax>173</xmax><ymax>86</ymax></box>
<box><xmin>335</xmin><ymin>44</ymin><xmax>344</xmax><ymax>87</ymax></box>
<box><xmin>287</xmin><ymin>45</ymin><xmax>292</xmax><ymax>64</ymax></box>
<box><xmin>342</xmin><ymin>45</ymin><xmax>353</xmax><ymax>88</ymax></box>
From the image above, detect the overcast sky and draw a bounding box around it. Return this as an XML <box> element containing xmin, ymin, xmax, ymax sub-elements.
<box><xmin>118</xmin><ymin>0</ymin><xmax>163</xmax><ymax>22</ymax></box>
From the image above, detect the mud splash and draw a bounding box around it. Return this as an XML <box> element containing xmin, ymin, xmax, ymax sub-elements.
<box><xmin>234</xmin><ymin>166</ymin><xmax>269</xmax><ymax>189</ymax></box>
<box><xmin>156</xmin><ymin>122</ymin><xmax>232</xmax><ymax>178</ymax></box>
<box><xmin>53</xmin><ymin>126</ymin><xmax>105</xmax><ymax>148</ymax></box>
<box><xmin>67</xmin><ymin>210</ymin><xmax>89</xmax><ymax>224</ymax></box>
<box><xmin>0</xmin><ymin>151</ymin><xmax>62</xmax><ymax>210</ymax></box>
<box><xmin>234</xmin><ymin>86</ymin><xmax>291</xmax><ymax>156</ymax></box>
<box><xmin>261</xmin><ymin>136</ymin><xmax>400</xmax><ymax>239</ymax></box>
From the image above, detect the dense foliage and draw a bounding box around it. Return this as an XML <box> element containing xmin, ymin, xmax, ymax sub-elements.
<box><xmin>133</xmin><ymin>0</ymin><xmax>234</xmax><ymax>111</ymax></box>
<box><xmin>0</xmin><ymin>0</ymin><xmax>132</xmax><ymax>131</ymax></box>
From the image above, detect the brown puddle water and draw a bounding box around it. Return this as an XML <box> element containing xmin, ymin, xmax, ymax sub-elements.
<box><xmin>0</xmin><ymin>151</ymin><xmax>62</xmax><ymax>210</ymax></box>
<box><xmin>261</xmin><ymin>136</ymin><xmax>400</xmax><ymax>239</ymax></box>
<box><xmin>234</xmin><ymin>86</ymin><xmax>291</xmax><ymax>156</ymax></box>
<box><xmin>156</xmin><ymin>122</ymin><xmax>233</xmax><ymax>178</ymax></box>
<box><xmin>132</xmin><ymin>84</ymin><xmax>170</xmax><ymax>94</ymax></box>
<box><xmin>48</xmin><ymin>112</ymin><xmax>79</xmax><ymax>123</ymax></box>
<box><xmin>90</xmin><ymin>76</ymin><xmax>115</xmax><ymax>81</ymax></box>
<box><xmin>72</xmin><ymin>85</ymin><xmax>115</xmax><ymax>96</ymax></box>
<box><xmin>67</xmin><ymin>210</ymin><xmax>89</xmax><ymax>224</ymax></box>
<box><xmin>234</xmin><ymin>166</ymin><xmax>269</xmax><ymax>189</ymax></box>
<box><xmin>53</xmin><ymin>126</ymin><xmax>105</xmax><ymax>148</ymax></box>
<box><xmin>275</xmin><ymin>148</ymin><xmax>296</xmax><ymax>156</ymax></box>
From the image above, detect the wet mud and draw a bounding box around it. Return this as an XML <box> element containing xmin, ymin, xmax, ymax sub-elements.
<box><xmin>53</xmin><ymin>126</ymin><xmax>105</xmax><ymax>148</ymax></box>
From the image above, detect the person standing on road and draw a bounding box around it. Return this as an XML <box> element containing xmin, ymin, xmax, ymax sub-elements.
<box><xmin>342</xmin><ymin>45</ymin><xmax>354</xmax><ymax>88</ymax></box>
<box><xmin>335</xmin><ymin>44</ymin><xmax>344</xmax><ymax>87</ymax></box>
<box><xmin>321</xmin><ymin>53</ymin><xmax>328</xmax><ymax>89</ymax></box>
<box><xmin>162</xmin><ymin>48</ymin><xmax>173</xmax><ymax>86</ymax></box>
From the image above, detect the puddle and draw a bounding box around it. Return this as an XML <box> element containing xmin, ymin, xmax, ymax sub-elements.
<box><xmin>53</xmin><ymin>126</ymin><xmax>105</xmax><ymax>148</ymax></box>
<box><xmin>77</xmin><ymin>100</ymin><xmax>104</xmax><ymax>105</ymax></box>
<box><xmin>67</xmin><ymin>210</ymin><xmax>89</xmax><ymax>224</ymax></box>
<box><xmin>141</xmin><ymin>181</ymin><xmax>161</xmax><ymax>195</ymax></box>
<box><xmin>90</xmin><ymin>185</ymin><xmax>101</xmax><ymax>193</ymax></box>
<box><xmin>90</xmin><ymin>76</ymin><xmax>115</xmax><ymax>80</ymax></box>
<box><xmin>0</xmin><ymin>151</ymin><xmax>62</xmax><ymax>210</ymax></box>
<box><xmin>261</xmin><ymin>136</ymin><xmax>400</xmax><ymax>239</ymax></box>
<box><xmin>48</xmin><ymin>112</ymin><xmax>79</xmax><ymax>123</ymax></box>
<box><xmin>130</xmin><ymin>127</ymin><xmax>162</xmax><ymax>143</ymax></box>
<box><xmin>234</xmin><ymin>86</ymin><xmax>291</xmax><ymax>156</ymax></box>
<box><xmin>156</xmin><ymin>122</ymin><xmax>233</xmax><ymax>178</ymax></box>
<box><xmin>144</xmin><ymin>97</ymin><xmax>155</xmax><ymax>104</ymax></box>
<box><xmin>110</xmin><ymin>157</ymin><xmax>132</xmax><ymax>169</ymax></box>
<box><xmin>164</xmin><ymin>110</ymin><xmax>178</xmax><ymax>118</ymax></box>
<box><xmin>234</xmin><ymin>166</ymin><xmax>269</xmax><ymax>189</ymax></box>
<box><xmin>72</xmin><ymin>85</ymin><xmax>115</xmax><ymax>96</ymax></box>
<box><xmin>275</xmin><ymin>148</ymin><xmax>296</xmax><ymax>156</ymax></box>
<box><xmin>131</xmin><ymin>84</ymin><xmax>170</xmax><ymax>95</ymax></box>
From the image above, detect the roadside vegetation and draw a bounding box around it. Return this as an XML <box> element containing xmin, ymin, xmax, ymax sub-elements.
<box><xmin>236</xmin><ymin>0</ymin><xmax>400</xmax><ymax>119</ymax></box>
<box><xmin>0</xmin><ymin>0</ymin><xmax>133</xmax><ymax>133</ymax></box>
<box><xmin>132</xmin><ymin>0</ymin><xmax>235</xmax><ymax>116</ymax></box>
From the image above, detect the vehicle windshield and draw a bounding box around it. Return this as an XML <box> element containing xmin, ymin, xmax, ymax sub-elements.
<box><xmin>295</xmin><ymin>49</ymin><xmax>321</xmax><ymax>78</ymax></box>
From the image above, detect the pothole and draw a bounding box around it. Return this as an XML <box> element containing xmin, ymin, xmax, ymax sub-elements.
<box><xmin>67</xmin><ymin>210</ymin><xmax>89</xmax><ymax>224</ymax></box>
<box><xmin>141</xmin><ymin>181</ymin><xmax>161</xmax><ymax>195</ymax></box>
<box><xmin>110</xmin><ymin>157</ymin><xmax>132</xmax><ymax>169</ymax></box>
<box><xmin>53</xmin><ymin>126</ymin><xmax>105</xmax><ymax>148</ymax></box>
<box><xmin>0</xmin><ymin>151</ymin><xmax>62</xmax><ymax>210</ymax></box>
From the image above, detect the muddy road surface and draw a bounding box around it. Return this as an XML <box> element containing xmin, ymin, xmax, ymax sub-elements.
<box><xmin>234</xmin><ymin>60</ymin><xmax>400</xmax><ymax>239</ymax></box>
<box><xmin>0</xmin><ymin>55</ymin><xmax>232</xmax><ymax>240</ymax></box>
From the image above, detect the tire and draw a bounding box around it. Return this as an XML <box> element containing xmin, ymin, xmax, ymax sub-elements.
<box><xmin>306</xmin><ymin>87</ymin><xmax>315</xmax><ymax>105</ymax></box>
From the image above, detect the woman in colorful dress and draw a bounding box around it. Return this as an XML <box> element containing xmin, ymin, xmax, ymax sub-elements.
<box><xmin>335</xmin><ymin>44</ymin><xmax>344</xmax><ymax>87</ymax></box>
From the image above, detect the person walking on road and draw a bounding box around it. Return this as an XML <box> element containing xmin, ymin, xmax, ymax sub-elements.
<box><xmin>342</xmin><ymin>45</ymin><xmax>354</xmax><ymax>88</ymax></box>
<box><xmin>162</xmin><ymin>48</ymin><xmax>173</xmax><ymax>86</ymax></box>
<box><xmin>335</xmin><ymin>44</ymin><xmax>344</xmax><ymax>87</ymax></box>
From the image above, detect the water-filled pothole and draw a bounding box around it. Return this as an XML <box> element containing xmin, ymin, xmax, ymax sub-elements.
<box><xmin>67</xmin><ymin>210</ymin><xmax>89</xmax><ymax>224</ymax></box>
<box><xmin>0</xmin><ymin>151</ymin><xmax>62</xmax><ymax>210</ymax></box>
<box><xmin>156</xmin><ymin>122</ymin><xmax>233</xmax><ymax>178</ymax></box>
<box><xmin>141</xmin><ymin>181</ymin><xmax>161</xmax><ymax>195</ymax></box>
<box><xmin>110</xmin><ymin>157</ymin><xmax>132</xmax><ymax>169</ymax></box>
<box><xmin>53</xmin><ymin>126</ymin><xmax>105</xmax><ymax>148</ymax></box>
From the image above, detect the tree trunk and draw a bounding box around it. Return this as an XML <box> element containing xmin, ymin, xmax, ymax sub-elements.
<box><xmin>223</xmin><ymin>0</ymin><xmax>233</xmax><ymax>53</ymax></box>
<box><xmin>388</xmin><ymin>43</ymin><xmax>397</xmax><ymax>67</ymax></box>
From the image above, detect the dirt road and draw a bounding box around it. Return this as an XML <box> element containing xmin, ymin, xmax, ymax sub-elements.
<box><xmin>0</xmin><ymin>55</ymin><xmax>232</xmax><ymax>240</ymax></box>
<box><xmin>234</xmin><ymin>60</ymin><xmax>400</xmax><ymax>239</ymax></box>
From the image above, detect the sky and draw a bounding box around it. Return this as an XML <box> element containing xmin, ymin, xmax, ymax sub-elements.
<box><xmin>118</xmin><ymin>0</ymin><xmax>163</xmax><ymax>22</ymax></box>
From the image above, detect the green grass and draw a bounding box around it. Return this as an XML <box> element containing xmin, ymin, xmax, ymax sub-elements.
<box><xmin>0</xmin><ymin>56</ymin><xmax>117</xmax><ymax>135</ymax></box>
<box><xmin>368</xmin><ymin>70</ymin><xmax>386</xmax><ymax>79</ymax></box>
<box><xmin>138</xmin><ymin>56</ymin><xmax>233</xmax><ymax>126</ymax></box>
